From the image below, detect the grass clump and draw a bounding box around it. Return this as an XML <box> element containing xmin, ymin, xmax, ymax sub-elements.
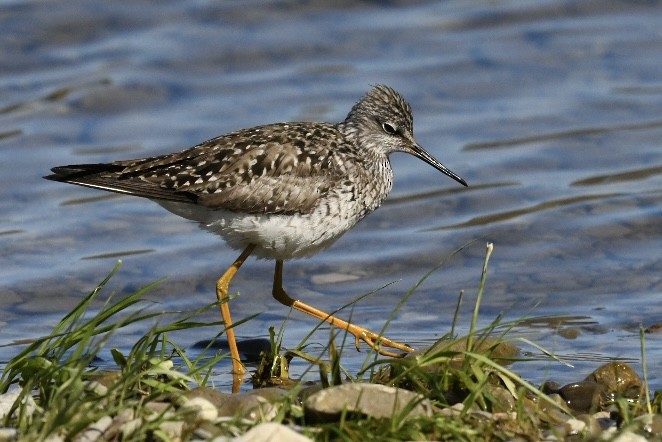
<box><xmin>0</xmin><ymin>262</ymin><xmax>237</xmax><ymax>440</ymax></box>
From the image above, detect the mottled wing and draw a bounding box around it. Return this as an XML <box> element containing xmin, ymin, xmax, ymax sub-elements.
<box><xmin>48</xmin><ymin>123</ymin><xmax>346</xmax><ymax>215</ymax></box>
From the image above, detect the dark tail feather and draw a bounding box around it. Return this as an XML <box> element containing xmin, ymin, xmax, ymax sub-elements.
<box><xmin>44</xmin><ymin>163</ymin><xmax>196</xmax><ymax>203</ymax></box>
<box><xmin>44</xmin><ymin>164</ymin><xmax>125</xmax><ymax>182</ymax></box>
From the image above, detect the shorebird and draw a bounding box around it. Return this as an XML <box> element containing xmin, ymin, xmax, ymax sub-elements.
<box><xmin>46</xmin><ymin>85</ymin><xmax>467</xmax><ymax>376</ymax></box>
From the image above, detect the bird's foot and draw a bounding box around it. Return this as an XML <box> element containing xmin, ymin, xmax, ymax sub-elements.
<box><xmin>348</xmin><ymin>324</ymin><xmax>414</xmax><ymax>358</ymax></box>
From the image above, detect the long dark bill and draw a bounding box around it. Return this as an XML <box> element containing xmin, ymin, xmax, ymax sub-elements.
<box><xmin>411</xmin><ymin>143</ymin><xmax>468</xmax><ymax>187</ymax></box>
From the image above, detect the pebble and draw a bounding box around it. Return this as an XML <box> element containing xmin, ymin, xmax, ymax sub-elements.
<box><xmin>563</xmin><ymin>417</ymin><xmax>586</xmax><ymax>435</ymax></box>
<box><xmin>303</xmin><ymin>383</ymin><xmax>433</xmax><ymax>422</ymax></box>
<box><xmin>485</xmin><ymin>384</ymin><xmax>516</xmax><ymax>413</ymax></box>
<box><xmin>584</xmin><ymin>362</ymin><xmax>642</xmax><ymax>399</ymax></box>
<box><xmin>159</xmin><ymin>420</ymin><xmax>185</xmax><ymax>439</ymax></box>
<box><xmin>231</xmin><ymin>422</ymin><xmax>311</xmax><ymax>442</ymax></box>
<box><xmin>438</xmin><ymin>403</ymin><xmax>464</xmax><ymax>417</ymax></box>
<box><xmin>611</xmin><ymin>430</ymin><xmax>649</xmax><ymax>442</ymax></box>
<box><xmin>634</xmin><ymin>413</ymin><xmax>662</xmax><ymax>437</ymax></box>
<box><xmin>0</xmin><ymin>389</ymin><xmax>37</xmax><ymax>421</ymax></box>
<box><xmin>558</xmin><ymin>381</ymin><xmax>601</xmax><ymax>412</ymax></box>
<box><xmin>102</xmin><ymin>408</ymin><xmax>133</xmax><ymax>437</ymax></box>
<box><xmin>0</xmin><ymin>359</ymin><xmax>654</xmax><ymax>441</ymax></box>
<box><xmin>77</xmin><ymin>415</ymin><xmax>112</xmax><ymax>442</ymax></box>
<box><xmin>576</xmin><ymin>413</ymin><xmax>605</xmax><ymax>437</ymax></box>
<box><xmin>119</xmin><ymin>418</ymin><xmax>142</xmax><ymax>439</ymax></box>
<box><xmin>83</xmin><ymin>380</ymin><xmax>108</xmax><ymax>397</ymax></box>
<box><xmin>0</xmin><ymin>428</ymin><xmax>18</xmax><ymax>441</ymax></box>
<box><xmin>180</xmin><ymin>397</ymin><xmax>218</xmax><ymax>422</ymax></box>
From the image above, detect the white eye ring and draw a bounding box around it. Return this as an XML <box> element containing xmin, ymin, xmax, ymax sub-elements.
<box><xmin>382</xmin><ymin>123</ymin><xmax>397</xmax><ymax>135</ymax></box>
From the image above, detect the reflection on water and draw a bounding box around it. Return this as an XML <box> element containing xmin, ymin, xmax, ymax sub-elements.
<box><xmin>1</xmin><ymin>1</ymin><xmax>660</xmax><ymax>391</ymax></box>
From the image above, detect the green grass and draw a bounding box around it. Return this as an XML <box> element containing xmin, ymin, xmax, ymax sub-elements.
<box><xmin>1</xmin><ymin>244</ymin><xmax>659</xmax><ymax>441</ymax></box>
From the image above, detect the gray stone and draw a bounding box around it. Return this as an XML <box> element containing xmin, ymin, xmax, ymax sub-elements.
<box><xmin>611</xmin><ymin>430</ymin><xmax>648</xmax><ymax>442</ymax></box>
<box><xmin>77</xmin><ymin>415</ymin><xmax>113</xmax><ymax>442</ymax></box>
<box><xmin>179</xmin><ymin>396</ymin><xmax>218</xmax><ymax>422</ymax></box>
<box><xmin>0</xmin><ymin>389</ymin><xmax>36</xmax><ymax>420</ymax></box>
<box><xmin>217</xmin><ymin>394</ymin><xmax>276</xmax><ymax>421</ymax></box>
<box><xmin>183</xmin><ymin>387</ymin><xmax>228</xmax><ymax>408</ymax></box>
<box><xmin>183</xmin><ymin>387</ymin><xmax>287</xmax><ymax>422</ymax></box>
<box><xmin>303</xmin><ymin>383</ymin><xmax>433</xmax><ymax>422</ymax></box>
<box><xmin>0</xmin><ymin>428</ymin><xmax>18</xmax><ymax>441</ymax></box>
<box><xmin>234</xmin><ymin>422</ymin><xmax>311</xmax><ymax>442</ymax></box>
<box><xmin>244</xmin><ymin>387</ymin><xmax>290</xmax><ymax>403</ymax></box>
<box><xmin>158</xmin><ymin>420</ymin><xmax>185</xmax><ymax>440</ymax></box>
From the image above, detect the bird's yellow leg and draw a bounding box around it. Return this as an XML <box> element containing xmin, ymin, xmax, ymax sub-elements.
<box><xmin>272</xmin><ymin>260</ymin><xmax>414</xmax><ymax>358</ymax></box>
<box><xmin>217</xmin><ymin>244</ymin><xmax>255</xmax><ymax>376</ymax></box>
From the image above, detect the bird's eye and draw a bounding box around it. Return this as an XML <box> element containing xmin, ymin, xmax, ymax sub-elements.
<box><xmin>382</xmin><ymin>123</ymin><xmax>398</xmax><ymax>135</ymax></box>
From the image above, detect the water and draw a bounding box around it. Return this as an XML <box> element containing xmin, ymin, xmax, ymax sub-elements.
<box><xmin>1</xmin><ymin>0</ymin><xmax>660</xmax><ymax>391</ymax></box>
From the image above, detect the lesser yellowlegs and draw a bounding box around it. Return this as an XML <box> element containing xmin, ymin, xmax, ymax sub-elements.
<box><xmin>46</xmin><ymin>85</ymin><xmax>467</xmax><ymax>376</ymax></box>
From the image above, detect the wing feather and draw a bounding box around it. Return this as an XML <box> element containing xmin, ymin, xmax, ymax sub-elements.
<box><xmin>46</xmin><ymin>122</ymin><xmax>349</xmax><ymax>215</ymax></box>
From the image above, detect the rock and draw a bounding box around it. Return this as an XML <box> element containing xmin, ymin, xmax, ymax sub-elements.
<box><xmin>0</xmin><ymin>428</ymin><xmax>18</xmax><ymax>441</ymax></box>
<box><xmin>192</xmin><ymin>423</ymin><xmax>217</xmax><ymax>440</ymax></box>
<box><xmin>484</xmin><ymin>384</ymin><xmax>516</xmax><ymax>413</ymax></box>
<box><xmin>644</xmin><ymin>323</ymin><xmax>662</xmax><ymax>334</ymax></box>
<box><xmin>102</xmin><ymin>409</ymin><xmax>135</xmax><ymax>440</ymax></box>
<box><xmin>564</xmin><ymin>418</ymin><xmax>586</xmax><ymax>435</ymax></box>
<box><xmin>179</xmin><ymin>397</ymin><xmax>218</xmax><ymax>422</ymax></box>
<box><xmin>650</xmin><ymin>413</ymin><xmax>662</xmax><ymax>435</ymax></box>
<box><xmin>408</xmin><ymin>336</ymin><xmax>520</xmax><ymax>367</ymax></box>
<box><xmin>540</xmin><ymin>380</ymin><xmax>561</xmax><ymax>394</ymax></box>
<box><xmin>585</xmin><ymin>362</ymin><xmax>642</xmax><ymax>400</ymax></box>
<box><xmin>303</xmin><ymin>383</ymin><xmax>433</xmax><ymax>423</ymax></box>
<box><xmin>558</xmin><ymin>381</ymin><xmax>601</xmax><ymax>413</ymax></box>
<box><xmin>85</xmin><ymin>371</ymin><xmax>120</xmax><ymax>389</ymax></box>
<box><xmin>297</xmin><ymin>383</ymin><xmax>324</xmax><ymax>403</ymax></box>
<box><xmin>0</xmin><ymin>391</ymin><xmax>20</xmax><ymax>421</ymax></box>
<box><xmin>535</xmin><ymin>394</ymin><xmax>570</xmax><ymax>426</ymax></box>
<box><xmin>144</xmin><ymin>401</ymin><xmax>172</xmax><ymax>417</ymax></box>
<box><xmin>576</xmin><ymin>413</ymin><xmax>603</xmax><ymax>437</ymax></box>
<box><xmin>120</xmin><ymin>418</ymin><xmax>142</xmax><ymax>440</ymax></box>
<box><xmin>183</xmin><ymin>387</ymin><xmax>229</xmax><ymax>408</ymax></box>
<box><xmin>183</xmin><ymin>387</ymin><xmax>286</xmax><ymax>422</ymax></box>
<box><xmin>230</xmin><ymin>422</ymin><xmax>311</xmax><ymax>442</ymax></box>
<box><xmin>158</xmin><ymin>420</ymin><xmax>184</xmax><ymax>440</ymax></box>
<box><xmin>633</xmin><ymin>413</ymin><xmax>662</xmax><ymax>437</ymax></box>
<box><xmin>192</xmin><ymin>338</ymin><xmax>272</xmax><ymax>363</ymax></box>
<box><xmin>83</xmin><ymin>380</ymin><xmax>108</xmax><ymax>397</ymax></box>
<box><xmin>557</xmin><ymin>327</ymin><xmax>581</xmax><ymax>339</ymax></box>
<box><xmin>0</xmin><ymin>388</ymin><xmax>37</xmax><ymax>420</ymax></box>
<box><xmin>246</xmin><ymin>387</ymin><xmax>290</xmax><ymax>404</ymax></box>
<box><xmin>611</xmin><ymin>430</ymin><xmax>649</xmax><ymax>442</ymax></box>
<box><xmin>591</xmin><ymin>410</ymin><xmax>617</xmax><ymax>431</ymax></box>
<box><xmin>438</xmin><ymin>403</ymin><xmax>464</xmax><ymax>416</ymax></box>
<box><xmin>219</xmin><ymin>394</ymin><xmax>276</xmax><ymax>421</ymax></box>
<box><xmin>77</xmin><ymin>415</ymin><xmax>112</xmax><ymax>442</ymax></box>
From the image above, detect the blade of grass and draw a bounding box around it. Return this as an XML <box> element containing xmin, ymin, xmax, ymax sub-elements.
<box><xmin>466</xmin><ymin>242</ymin><xmax>493</xmax><ymax>354</ymax></box>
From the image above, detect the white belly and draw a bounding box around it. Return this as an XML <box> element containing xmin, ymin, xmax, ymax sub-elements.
<box><xmin>157</xmin><ymin>200</ymin><xmax>361</xmax><ymax>260</ymax></box>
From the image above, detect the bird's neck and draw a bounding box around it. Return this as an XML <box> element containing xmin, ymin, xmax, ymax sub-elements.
<box><xmin>336</xmin><ymin>121</ymin><xmax>393</xmax><ymax>213</ymax></box>
<box><xmin>353</xmin><ymin>148</ymin><xmax>394</xmax><ymax>218</ymax></box>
